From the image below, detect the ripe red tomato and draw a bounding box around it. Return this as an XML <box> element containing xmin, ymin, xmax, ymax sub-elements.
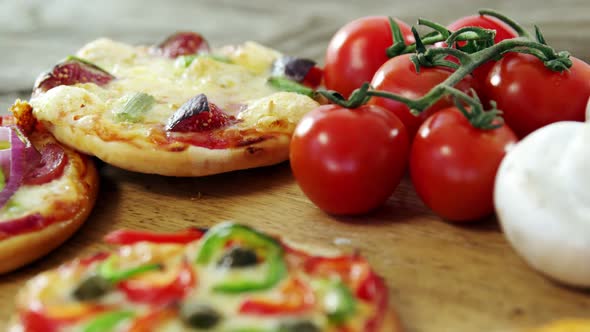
<box><xmin>290</xmin><ymin>105</ymin><xmax>409</xmax><ymax>215</ymax></box>
<box><xmin>410</xmin><ymin>107</ymin><xmax>517</xmax><ymax>221</ymax></box>
<box><xmin>485</xmin><ymin>53</ymin><xmax>590</xmax><ymax>137</ymax></box>
<box><xmin>441</xmin><ymin>15</ymin><xmax>517</xmax><ymax>97</ymax></box>
<box><xmin>369</xmin><ymin>54</ymin><xmax>474</xmax><ymax>139</ymax></box>
<box><xmin>324</xmin><ymin>16</ymin><xmax>414</xmax><ymax>98</ymax></box>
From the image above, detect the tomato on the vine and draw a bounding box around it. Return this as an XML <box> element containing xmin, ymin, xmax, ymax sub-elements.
<box><xmin>369</xmin><ymin>54</ymin><xmax>474</xmax><ymax>139</ymax></box>
<box><xmin>290</xmin><ymin>104</ymin><xmax>409</xmax><ymax>215</ymax></box>
<box><xmin>484</xmin><ymin>53</ymin><xmax>590</xmax><ymax>137</ymax></box>
<box><xmin>324</xmin><ymin>16</ymin><xmax>414</xmax><ymax>98</ymax></box>
<box><xmin>410</xmin><ymin>107</ymin><xmax>517</xmax><ymax>221</ymax></box>
<box><xmin>437</xmin><ymin>15</ymin><xmax>517</xmax><ymax>98</ymax></box>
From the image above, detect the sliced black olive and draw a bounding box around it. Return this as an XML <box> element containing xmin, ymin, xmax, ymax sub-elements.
<box><xmin>278</xmin><ymin>320</ymin><xmax>320</xmax><ymax>332</ymax></box>
<box><xmin>72</xmin><ymin>275</ymin><xmax>112</xmax><ymax>301</ymax></box>
<box><xmin>180</xmin><ymin>303</ymin><xmax>221</xmax><ymax>329</ymax></box>
<box><xmin>216</xmin><ymin>246</ymin><xmax>258</xmax><ymax>268</ymax></box>
<box><xmin>271</xmin><ymin>56</ymin><xmax>316</xmax><ymax>82</ymax></box>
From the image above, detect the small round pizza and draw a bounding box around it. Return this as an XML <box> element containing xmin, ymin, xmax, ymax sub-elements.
<box><xmin>28</xmin><ymin>32</ymin><xmax>322</xmax><ymax>176</ymax></box>
<box><xmin>0</xmin><ymin>105</ymin><xmax>98</xmax><ymax>274</ymax></box>
<box><xmin>10</xmin><ymin>222</ymin><xmax>401</xmax><ymax>332</ymax></box>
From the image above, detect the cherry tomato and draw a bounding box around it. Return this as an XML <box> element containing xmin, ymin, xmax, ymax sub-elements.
<box><xmin>485</xmin><ymin>53</ymin><xmax>590</xmax><ymax>138</ymax></box>
<box><xmin>369</xmin><ymin>54</ymin><xmax>474</xmax><ymax>139</ymax></box>
<box><xmin>290</xmin><ymin>104</ymin><xmax>409</xmax><ymax>215</ymax></box>
<box><xmin>324</xmin><ymin>16</ymin><xmax>414</xmax><ymax>98</ymax></box>
<box><xmin>438</xmin><ymin>15</ymin><xmax>517</xmax><ymax>99</ymax></box>
<box><xmin>410</xmin><ymin>107</ymin><xmax>517</xmax><ymax>221</ymax></box>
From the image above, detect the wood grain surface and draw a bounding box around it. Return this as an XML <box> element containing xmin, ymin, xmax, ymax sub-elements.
<box><xmin>1</xmin><ymin>1</ymin><xmax>589</xmax><ymax>331</ymax></box>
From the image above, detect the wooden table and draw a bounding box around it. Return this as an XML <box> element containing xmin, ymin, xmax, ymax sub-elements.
<box><xmin>1</xmin><ymin>1</ymin><xmax>589</xmax><ymax>331</ymax></box>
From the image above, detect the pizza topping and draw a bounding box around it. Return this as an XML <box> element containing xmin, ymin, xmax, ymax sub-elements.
<box><xmin>217</xmin><ymin>246</ymin><xmax>259</xmax><ymax>268</ymax></box>
<box><xmin>72</xmin><ymin>275</ymin><xmax>113</xmax><ymax>301</ymax></box>
<box><xmin>104</xmin><ymin>228</ymin><xmax>205</xmax><ymax>245</ymax></box>
<box><xmin>272</xmin><ymin>56</ymin><xmax>317</xmax><ymax>83</ymax></box>
<box><xmin>180</xmin><ymin>303</ymin><xmax>222</xmax><ymax>329</ymax></box>
<box><xmin>23</xmin><ymin>143</ymin><xmax>68</xmax><ymax>185</ymax></box>
<box><xmin>82</xmin><ymin>310</ymin><xmax>134</xmax><ymax>332</ymax></box>
<box><xmin>239</xmin><ymin>277</ymin><xmax>315</xmax><ymax>315</ymax></box>
<box><xmin>118</xmin><ymin>261</ymin><xmax>196</xmax><ymax>306</ymax></box>
<box><xmin>278</xmin><ymin>321</ymin><xmax>320</xmax><ymax>332</ymax></box>
<box><xmin>98</xmin><ymin>256</ymin><xmax>162</xmax><ymax>283</ymax></box>
<box><xmin>196</xmin><ymin>222</ymin><xmax>287</xmax><ymax>293</ymax></box>
<box><xmin>321</xmin><ymin>279</ymin><xmax>357</xmax><ymax>324</ymax></box>
<box><xmin>359</xmin><ymin>273</ymin><xmax>389</xmax><ymax>332</ymax></box>
<box><xmin>114</xmin><ymin>92</ymin><xmax>156</xmax><ymax>123</ymax></box>
<box><xmin>156</xmin><ymin>31</ymin><xmax>210</xmax><ymax>58</ymax></box>
<box><xmin>0</xmin><ymin>127</ymin><xmax>35</xmax><ymax>209</ymax></box>
<box><xmin>33</xmin><ymin>56</ymin><xmax>114</xmax><ymax>95</ymax></box>
<box><xmin>267</xmin><ymin>76</ymin><xmax>316</xmax><ymax>98</ymax></box>
<box><xmin>176</xmin><ymin>53</ymin><xmax>232</xmax><ymax>67</ymax></box>
<box><xmin>165</xmin><ymin>94</ymin><xmax>236</xmax><ymax>132</ymax></box>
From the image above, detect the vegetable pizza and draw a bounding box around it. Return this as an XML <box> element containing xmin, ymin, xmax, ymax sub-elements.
<box><xmin>10</xmin><ymin>223</ymin><xmax>400</xmax><ymax>332</ymax></box>
<box><xmin>29</xmin><ymin>32</ymin><xmax>322</xmax><ymax>176</ymax></box>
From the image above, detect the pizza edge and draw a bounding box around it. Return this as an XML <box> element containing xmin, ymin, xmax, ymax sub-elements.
<box><xmin>0</xmin><ymin>134</ymin><xmax>99</xmax><ymax>274</ymax></box>
<box><xmin>41</xmin><ymin>119</ymin><xmax>291</xmax><ymax>176</ymax></box>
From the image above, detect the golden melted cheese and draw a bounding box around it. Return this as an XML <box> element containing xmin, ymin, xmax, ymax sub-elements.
<box><xmin>30</xmin><ymin>38</ymin><xmax>319</xmax><ymax>140</ymax></box>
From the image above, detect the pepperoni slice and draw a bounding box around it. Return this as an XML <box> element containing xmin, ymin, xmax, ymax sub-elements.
<box><xmin>33</xmin><ymin>57</ymin><xmax>114</xmax><ymax>95</ymax></box>
<box><xmin>156</xmin><ymin>32</ymin><xmax>210</xmax><ymax>58</ymax></box>
<box><xmin>24</xmin><ymin>144</ymin><xmax>68</xmax><ymax>185</ymax></box>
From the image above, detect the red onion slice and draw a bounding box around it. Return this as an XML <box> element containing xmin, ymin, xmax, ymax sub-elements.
<box><xmin>0</xmin><ymin>127</ymin><xmax>32</xmax><ymax>209</ymax></box>
<box><xmin>0</xmin><ymin>127</ymin><xmax>11</xmax><ymax>175</ymax></box>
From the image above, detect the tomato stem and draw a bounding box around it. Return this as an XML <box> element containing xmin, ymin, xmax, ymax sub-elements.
<box><xmin>478</xmin><ymin>9</ymin><xmax>532</xmax><ymax>39</ymax></box>
<box><xmin>321</xmin><ymin>9</ymin><xmax>573</xmax><ymax>130</ymax></box>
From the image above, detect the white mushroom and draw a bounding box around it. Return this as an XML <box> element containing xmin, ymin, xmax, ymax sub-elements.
<box><xmin>494</xmin><ymin>121</ymin><xmax>590</xmax><ymax>287</ymax></box>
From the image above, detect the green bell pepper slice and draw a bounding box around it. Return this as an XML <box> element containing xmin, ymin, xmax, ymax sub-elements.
<box><xmin>83</xmin><ymin>310</ymin><xmax>134</xmax><ymax>332</ymax></box>
<box><xmin>322</xmin><ymin>279</ymin><xmax>357</xmax><ymax>324</ymax></box>
<box><xmin>98</xmin><ymin>255</ymin><xmax>161</xmax><ymax>283</ymax></box>
<box><xmin>195</xmin><ymin>222</ymin><xmax>286</xmax><ymax>293</ymax></box>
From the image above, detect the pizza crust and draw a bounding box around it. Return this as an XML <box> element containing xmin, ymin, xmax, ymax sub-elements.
<box><xmin>0</xmin><ymin>133</ymin><xmax>99</xmax><ymax>274</ymax></box>
<box><xmin>42</xmin><ymin>119</ymin><xmax>290</xmax><ymax>176</ymax></box>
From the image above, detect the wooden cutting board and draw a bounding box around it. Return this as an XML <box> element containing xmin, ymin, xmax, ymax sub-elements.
<box><xmin>1</xmin><ymin>163</ymin><xmax>589</xmax><ymax>331</ymax></box>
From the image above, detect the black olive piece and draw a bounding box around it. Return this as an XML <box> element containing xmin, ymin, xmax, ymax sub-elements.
<box><xmin>180</xmin><ymin>303</ymin><xmax>221</xmax><ymax>329</ymax></box>
<box><xmin>72</xmin><ymin>275</ymin><xmax>112</xmax><ymax>301</ymax></box>
<box><xmin>278</xmin><ymin>320</ymin><xmax>320</xmax><ymax>332</ymax></box>
<box><xmin>216</xmin><ymin>246</ymin><xmax>258</xmax><ymax>268</ymax></box>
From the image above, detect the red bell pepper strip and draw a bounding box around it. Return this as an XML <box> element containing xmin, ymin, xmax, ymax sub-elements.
<box><xmin>104</xmin><ymin>228</ymin><xmax>205</xmax><ymax>245</ymax></box>
<box><xmin>118</xmin><ymin>260</ymin><xmax>196</xmax><ymax>306</ymax></box>
<box><xmin>304</xmin><ymin>253</ymin><xmax>370</xmax><ymax>289</ymax></box>
<box><xmin>78</xmin><ymin>252</ymin><xmax>110</xmax><ymax>267</ymax></box>
<box><xmin>238</xmin><ymin>277</ymin><xmax>314</xmax><ymax>315</ymax></box>
<box><xmin>357</xmin><ymin>272</ymin><xmax>389</xmax><ymax>332</ymax></box>
<box><xmin>21</xmin><ymin>304</ymin><xmax>106</xmax><ymax>332</ymax></box>
<box><xmin>21</xmin><ymin>309</ymin><xmax>60</xmax><ymax>332</ymax></box>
